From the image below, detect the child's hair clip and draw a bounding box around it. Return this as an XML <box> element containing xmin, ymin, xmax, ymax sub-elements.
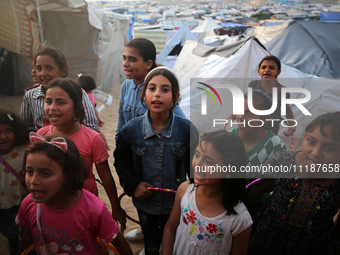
<box><xmin>77</xmin><ymin>73</ymin><xmax>82</xmax><ymax>78</ymax></box>
<box><xmin>7</xmin><ymin>113</ymin><xmax>14</xmax><ymax>121</ymax></box>
<box><xmin>29</xmin><ymin>132</ymin><xmax>68</xmax><ymax>153</ymax></box>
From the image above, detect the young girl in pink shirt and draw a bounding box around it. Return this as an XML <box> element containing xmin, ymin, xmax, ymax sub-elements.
<box><xmin>36</xmin><ymin>78</ymin><xmax>126</xmax><ymax>229</ymax></box>
<box><xmin>17</xmin><ymin>133</ymin><xmax>132</xmax><ymax>255</ymax></box>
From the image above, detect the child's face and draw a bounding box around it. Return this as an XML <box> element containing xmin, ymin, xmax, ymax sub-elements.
<box><xmin>144</xmin><ymin>75</ymin><xmax>177</xmax><ymax>116</ymax></box>
<box><xmin>300</xmin><ymin>124</ymin><xmax>340</xmax><ymax>167</ymax></box>
<box><xmin>235</xmin><ymin>99</ymin><xmax>264</xmax><ymax>131</ymax></box>
<box><xmin>25</xmin><ymin>152</ymin><xmax>66</xmax><ymax>207</ymax></box>
<box><xmin>192</xmin><ymin>141</ymin><xmax>225</xmax><ymax>184</ymax></box>
<box><xmin>0</xmin><ymin>124</ymin><xmax>15</xmax><ymax>155</ymax></box>
<box><xmin>36</xmin><ymin>55</ymin><xmax>67</xmax><ymax>88</ymax></box>
<box><xmin>122</xmin><ymin>46</ymin><xmax>152</xmax><ymax>85</ymax></box>
<box><xmin>258</xmin><ymin>60</ymin><xmax>281</xmax><ymax>79</ymax></box>
<box><xmin>45</xmin><ymin>87</ymin><xmax>75</xmax><ymax>126</ymax></box>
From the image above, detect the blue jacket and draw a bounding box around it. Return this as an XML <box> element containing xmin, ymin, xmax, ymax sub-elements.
<box><xmin>116</xmin><ymin>79</ymin><xmax>186</xmax><ymax>140</ymax></box>
<box><xmin>114</xmin><ymin>110</ymin><xmax>198</xmax><ymax>215</ymax></box>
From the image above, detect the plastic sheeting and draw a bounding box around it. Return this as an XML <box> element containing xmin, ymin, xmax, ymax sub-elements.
<box><xmin>265</xmin><ymin>20</ymin><xmax>340</xmax><ymax>79</ymax></box>
<box><xmin>156</xmin><ymin>24</ymin><xmax>195</xmax><ymax>65</ymax></box>
<box><xmin>96</xmin><ymin>12</ymin><xmax>130</xmax><ymax>90</ymax></box>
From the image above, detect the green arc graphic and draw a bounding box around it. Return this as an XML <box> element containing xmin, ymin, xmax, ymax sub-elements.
<box><xmin>197</xmin><ymin>87</ymin><xmax>217</xmax><ymax>105</ymax></box>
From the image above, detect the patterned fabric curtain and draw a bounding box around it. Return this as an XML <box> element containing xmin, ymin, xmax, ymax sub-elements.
<box><xmin>0</xmin><ymin>0</ymin><xmax>41</xmax><ymax>59</ymax></box>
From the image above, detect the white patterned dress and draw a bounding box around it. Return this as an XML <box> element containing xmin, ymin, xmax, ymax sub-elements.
<box><xmin>172</xmin><ymin>184</ymin><xmax>252</xmax><ymax>255</ymax></box>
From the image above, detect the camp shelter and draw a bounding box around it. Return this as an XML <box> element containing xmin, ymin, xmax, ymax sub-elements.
<box><xmin>175</xmin><ymin>37</ymin><xmax>338</xmax><ymax>139</ymax></box>
<box><xmin>265</xmin><ymin>20</ymin><xmax>340</xmax><ymax>79</ymax></box>
<box><xmin>156</xmin><ymin>24</ymin><xmax>195</xmax><ymax>67</ymax></box>
<box><xmin>0</xmin><ymin>0</ymin><xmax>131</xmax><ymax>95</ymax></box>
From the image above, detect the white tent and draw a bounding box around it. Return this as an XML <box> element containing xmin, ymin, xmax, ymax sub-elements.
<box><xmin>176</xmin><ymin>37</ymin><xmax>340</xmax><ymax>139</ymax></box>
<box><xmin>192</xmin><ymin>19</ymin><xmax>222</xmax><ymax>39</ymax></box>
<box><xmin>87</xmin><ymin>7</ymin><xmax>131</xmax><ymax>90</ymax></box>
<box><xmin>156</xmin><ymin>24</ymin><xmax>195</xmax><ymax>67</ymax></box>
<box><xmin>192</xmin><ymin>19</ymin><xmax>222</xmax><ymax>33</ymax></box>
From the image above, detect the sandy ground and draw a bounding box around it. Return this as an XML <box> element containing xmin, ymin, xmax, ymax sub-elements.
<box><xmin>0</xmin><ymin>86</ymin><xmax>300</xmax><ymax>255</ymax></box>
<box><xmin>0</xmin><ymin>85</ymin><xmax>144</xmax><ymax>255</ymax></box>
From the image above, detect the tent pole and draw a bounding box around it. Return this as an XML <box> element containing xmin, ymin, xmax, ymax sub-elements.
<box><xmin>35</xmin><ymin>0</ymin><xmax>45</xmax><ymax>44</ymax></box>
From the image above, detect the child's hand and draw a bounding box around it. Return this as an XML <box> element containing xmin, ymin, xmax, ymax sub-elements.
<box><xmin>98</xmin><ymin>119</ymin><xmax>105</xmax><ymax>127</ymax></box>
<box><xmin>284</xmin><ymin>126</ymin><xmax>296</xmax><ymax>137</ymax></box>
<box><xmin>134</xmin><ymin>182</ymin><xmax>153</xmax><ymax>199</ymax></box>
<box><xmin>112</xmin><ymin>206</ymin><xmax>127</xmax><ymax>230</ymax></box>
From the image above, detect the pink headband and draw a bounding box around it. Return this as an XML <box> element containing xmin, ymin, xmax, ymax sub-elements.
<box><xmin>29</xmin><ymin>132</ymin><xmax>67</xmax><ymax>153</ymax></box>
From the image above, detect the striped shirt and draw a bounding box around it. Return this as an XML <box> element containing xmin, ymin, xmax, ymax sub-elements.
<box><xmin>231</xmin><ymin>128</ymin><xmax>286</xmax><ymax>166</ymax></box>
<box><xmin>20</xmin><ymin>85</ymin><xmax>99</xmax><ymax>132</ymax></box>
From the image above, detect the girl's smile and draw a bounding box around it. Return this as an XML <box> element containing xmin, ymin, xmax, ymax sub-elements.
<box><xmin>297</xmin><ymin>124</ymin><xmax>340</xmax><ymax>168</ymax></box>
<box><xmin>45</xmin><ymin>87</ymin><xmax>75</xmax><ymax>127</ymax></box>
<box><xmin>36</xmin><ymin>55</ymin><xmax>67</xmax><ymax>88</ymax></box>
<box><xmin>192</xmin><ymin>141</ymin><xmax>225</xmax><ymax>184</ymax></box>
<box><xmin>25</xmin><ymin>152</ymin><xmax>67</xmax><ymax>208</ymax></box>
<box><xmin>0</xmin><ymin>124</ymin><xmax>15</xmax><ymax>155</ymax></box>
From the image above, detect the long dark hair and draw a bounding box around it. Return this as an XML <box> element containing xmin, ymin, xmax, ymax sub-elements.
<box><xmin>193</xmin><ymin>130</ymin><xmax>248</xmax><ymax>215</ymax></box>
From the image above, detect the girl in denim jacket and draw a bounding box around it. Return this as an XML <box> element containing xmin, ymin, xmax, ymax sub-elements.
<box><xmin>117</xmin><ymin>38</ymin><xmax>186</xmax><ymax>245</ymax></box>
<box><xmin>114</xmin><ymin>67</ymin><xmax>198</xmax><ymax>255</ymax></box>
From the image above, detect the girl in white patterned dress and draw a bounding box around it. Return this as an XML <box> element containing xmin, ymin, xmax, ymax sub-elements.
<box><xmin>162</xmin><ymin>130</ymin><xmax>252</xmax><ymax>255</ymax></box>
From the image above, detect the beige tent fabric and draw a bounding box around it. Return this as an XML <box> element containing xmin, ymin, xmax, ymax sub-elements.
<box><xmin>252</xmin><ymin>20</ymin><xmax>290</xmax><ymax>44</ymax></box>
<box><xmin>0</xmin><ymin>0</ymin><xmax>41</xmax><ymax>59</ymax></box>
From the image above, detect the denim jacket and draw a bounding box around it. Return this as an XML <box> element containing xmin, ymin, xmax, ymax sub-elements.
<box><xmin>114</xmin><ymin>110</ymin><xmax>198</xmax><ymax>215</ymax></box>
<box><xmin>116</xmin><ymin>79</ymin><xmax>186</xmax><ymax>140</ymax></box>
